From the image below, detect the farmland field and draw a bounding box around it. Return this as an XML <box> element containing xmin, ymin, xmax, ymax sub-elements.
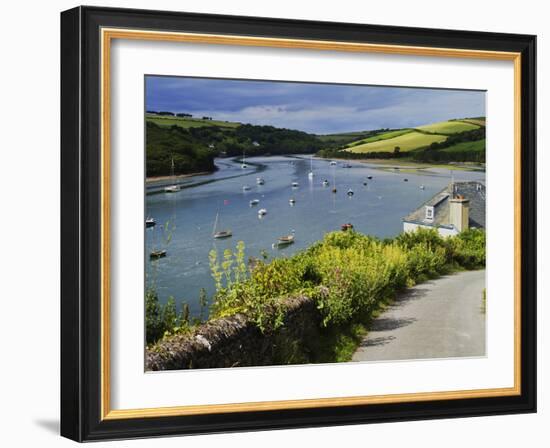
<box><xmin>345</xmin><ymin>129</ymin><xmax>413</xmax><ymax>148</ymax></box>
<box><xmin>344</xmin><ymin>130</ymin><xmax>447</xmax><ymax>153</ymax></box>
<box><xmin>146</xmin><ymin>115</ymin><xmax>240</xmax><ymax>129</ymax></box>
<box><xmin>415</xmin><ymin>120</ymin><xmax>480</xmax><ymax>134</ymax></box>
<box><xmin>458</xmin><ymin>118</ymin><xmax>486</xmax><ymax>127</ymax></box>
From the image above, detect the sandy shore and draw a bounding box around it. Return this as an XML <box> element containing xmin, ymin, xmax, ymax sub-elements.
<box><xmin>326</xmin><ymin>156</ymin><xmax>485</xmax><ymax>172</ymax></box>
<box><xmin>146</xmin><ymin>171</ymin><xmax>212</xmax><ymax>184</ymax></box>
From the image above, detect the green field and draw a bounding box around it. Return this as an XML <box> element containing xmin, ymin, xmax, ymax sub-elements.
<box><xmin>146</xmin><ymin>115</ymin><xmax>241</xmax><ymax>129</ymax></box>
<box><xmin>440</xmin><ymin>139</ymin><xmax>486</xmax><ymax>153</ymax></box>
<box><xmin>345</xmin><ymin>129</ymin><xmax>413</xmax><ymax>148</ymax></box>
<box><xmin>415</xmin><ymin>120</ymin><xmax>480</xmax><ymax>134</ymax></box>
<box><xmin>458</xmin><ymin>118</ymin><xmax>486</xmax><ymax>127</ymax></box>
<box><xmin>344</xmin><ymin>130</ymin><xmax>447</xmax><ymax>153</ymax></box>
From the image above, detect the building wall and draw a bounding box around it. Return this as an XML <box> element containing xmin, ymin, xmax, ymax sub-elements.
<box><xmin>403</xmin><ymin>221</ymin><xmax>458</xmax><ymax>237</ymax></box>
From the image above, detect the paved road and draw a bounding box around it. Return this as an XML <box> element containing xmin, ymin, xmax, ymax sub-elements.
<box><xmin>352</xmin><ymin>270</ymin><xmax>486</xmax><ymax>362</ymax></box>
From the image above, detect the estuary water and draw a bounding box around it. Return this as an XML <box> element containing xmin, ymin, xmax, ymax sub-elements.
<box><xmin>145</xmin><ymin>155</ymin><xmax>485</xmax><ymax>317</ymax></box>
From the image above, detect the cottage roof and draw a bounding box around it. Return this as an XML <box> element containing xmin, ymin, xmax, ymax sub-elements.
<box><xmin>403</xmin><ymin>181</ymin><xmax>486</xmax><ymax>229</ymax></box>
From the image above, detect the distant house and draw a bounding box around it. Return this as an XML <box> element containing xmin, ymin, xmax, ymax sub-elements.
<box><xmin>402</xmin><ymin>181</ymin><xmax>485</xmax><ymax>237</ymax></box>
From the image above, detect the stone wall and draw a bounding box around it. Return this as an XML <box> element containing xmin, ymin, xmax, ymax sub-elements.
<box><xmin>145</xmin><ymin>295</ymin><xmax>321</xmax><ymax>371</ymax></box>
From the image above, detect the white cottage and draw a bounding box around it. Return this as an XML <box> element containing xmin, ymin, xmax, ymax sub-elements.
<box><xmin>402</xmin><ymin>181</ymin><xmax>485</xmax><ymax>237</ymax></box>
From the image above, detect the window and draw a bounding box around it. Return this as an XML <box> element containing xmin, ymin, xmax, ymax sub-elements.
<box><xmin>425</xmin><ymin>206</ymin><xmax>434</xmax><ymax>221</ymax></box>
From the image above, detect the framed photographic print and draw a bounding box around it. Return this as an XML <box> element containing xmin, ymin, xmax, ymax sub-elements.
<box><xmin>60</xmin><ymin>6</ymin><xmax>537</xmax><ymax>442</ymax></box>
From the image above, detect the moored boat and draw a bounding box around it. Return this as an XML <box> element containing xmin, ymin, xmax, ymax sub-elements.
<box><xmin>149</xmin><ymin>249</ymin><xmax>166</xmax><ymax>260</ymax></box>
<box><xmin>258</xmin><ymin>208</ymin><xmax>267</xmax><ymax>216</ymax></box>
<box><xmin>249</xmin><ymin>199</ymin><xmax>260</xmax><ymax>206</ymax></box>
<box><xmin>145</xmin><ymin>217</ymin><xmax>156</xmax><ymax>228</ymax></box>
<box><xmin>164</xmin><ymin>158</ymin><xmax>181</xmax><ymax>193</ymax></box>
<box><xmin>212</xmin><ymin>212</ymin><xmax>232</xmax><ymax>239</ymax></box>
<box><xmin>274</xmin><ymin>234</ymin><xmax>294</xmax><ymax>247</ymax></box>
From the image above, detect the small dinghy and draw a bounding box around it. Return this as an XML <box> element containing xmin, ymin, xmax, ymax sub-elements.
<box><xmin>347</xmin><ymin>189</ymin><xmax>354</xmax><ymax>196</ymax></box>
<box><xmin>404</xmin><ymin>178</ymin><xmax>409</xmax><ymax>182</ymax></box>
<box><xmin>243</xmin><ymin>185</ymin><xmax>251</xmax><ymax>191</ymax></box>
<box><xmin>258</xmin><ymin>208</ymin><xmax>267</xmax><ymax>217</ymax></box>
<box><xmin>273</xmin><ymin>234</ymin><xmax>295</xmax><ymax>248</ymax></box>
<box><xmin>213</xmin><ymin>230</ymin><xmax>232</xmax><ymax>239</ymax></box>
<box><xmin>145</xmin><ymin>217</ymin><xmax>156</xmax><ymax>228</ymax></box>
<box><xmin>322</xmin><ymin>179</ymin><xmax>329</xmax><ymax>187</ymax></box>
<box><xmin>330</xmin><ymin>161</ymin><xmax>337</xmax><ymax>166</ymax></box>
<box><xmin>291</xmin><ymin>182</ymin><xmax>299</xmax><ymax>188</ymax></box>
<box><xmin>367</xmin><ymin>175</ymin><xmax>373</xmax><ymax>180</ymax></box>
<box><xmin>420</xmin><ymin>185</ymin><xmax>425</xmax><ymax>190</ymax></box>
<box><xmin>256</xmin><ymin>177</ymin><xmax>265</xmax><ymax>185</ymax></box>
<box><xmin>149</xmin><ymin>249</ymin><xmax>166</xmax><ymax>260</ymax></box>
<box><xmin>289</xmin><ymin>198</ymin><xmax>296</xmax><ymax>205</ymax></box>
<box><xmin>249</xmin><ymin>199</ymin><xmax>260</xmax><ymax>206</ymax></box>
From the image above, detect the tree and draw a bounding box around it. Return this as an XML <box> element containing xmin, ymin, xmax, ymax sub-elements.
<box><xmin>393</xmin><ymin>146</ymin><xmax>401</xmax><ymax>154</ymax></box>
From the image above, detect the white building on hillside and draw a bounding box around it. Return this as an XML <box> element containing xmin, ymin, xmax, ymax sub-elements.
<box><xmin>402</xmin><ymin>181</ymin><xmax>485</xmax><ymax>237</ymax></box>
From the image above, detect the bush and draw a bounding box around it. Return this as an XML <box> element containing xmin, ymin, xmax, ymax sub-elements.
<box><xmin>205</xmin><ymin>228</ymin><xmax>485</xmax><ymax>332</ymax></box>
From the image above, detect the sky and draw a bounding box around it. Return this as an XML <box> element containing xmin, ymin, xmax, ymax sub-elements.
<box><xmin>145</xmin><ymin>76</ymin><xmax>485</xmax><ymax>135</ymax></box>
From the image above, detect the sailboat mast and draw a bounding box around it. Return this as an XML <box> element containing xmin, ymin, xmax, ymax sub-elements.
<box><xmin>213</xmin><ymin>212</ymin><xmax>219</xmax><ymax>235</ymax></box>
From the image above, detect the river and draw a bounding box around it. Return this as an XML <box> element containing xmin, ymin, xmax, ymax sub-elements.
<box><xmin>145</xmin><ymin>155</ymin><xmax>485</xmax><ymax>317</ymax></box>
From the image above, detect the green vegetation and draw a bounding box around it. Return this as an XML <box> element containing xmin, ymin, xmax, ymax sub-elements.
<box><xmin>459</xmin><ymin>118</ymin><xmax>486</xmax><ymax>127</ymax></box>
<box><xmin>146</xmin><ymin>116</ymin><xmax>327</xmax><ymax>177</ymax></box>
<box><xmin>344</xmin><ymin>130</ymin><xmax>447</xmax><ymax>153</ymax></box>
<box><xmin>416</xmin><ymin>120</ymin><xmax>480</xmax><ymax>134</ymax></box>
<box><xmin>343</xmin><ymin>129</ymin><xmax>414</xmax><ymax>148</ymax></box>
<box><xmin>145</xmin><ymin>113</ymin><xmax>486</xmax><ymax>176</ymax></box>
<box><xmin>146</xmin><ymin>114</ymin><xmax>240</xmax><ymax>129</ymax></box>
<box><xmin>319</xmin><ymin>118</ymin><xmax>486</xmax><ymax>164</ymax></box>
<box><xmin>145</xmin><ymin>228</ymin><xmax>485</xmax><ymax>359</ymax></box>
<box><xmin>146</xmin><ymin>121</ymin><xmax>217</xmax><ymax>177</ymax></box>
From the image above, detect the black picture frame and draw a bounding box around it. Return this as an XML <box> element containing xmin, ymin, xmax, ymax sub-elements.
<box><xmin>61</xmin><ymin>5</ymin><xmax>536</xmax><ymax>442</ymax></box>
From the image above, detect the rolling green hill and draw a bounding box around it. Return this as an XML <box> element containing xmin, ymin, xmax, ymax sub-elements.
<box><xmin>415</xmin><ymin>120</ymin><xmax>480</xmax><ymax>134</ymax></box>
<box><xmin>319</xmin><ymin>118</ymin><xmax>485</xmax><ymax>163</ymax></box>
<box><xmin>344</xmin><ymin>130</ymin><xmax>447</xmax><ymax>153</ymax></box>
<box><xmin>146</xmin><ymin>114</ymin><xmax>240</xmax><ymax>129</ymax></box>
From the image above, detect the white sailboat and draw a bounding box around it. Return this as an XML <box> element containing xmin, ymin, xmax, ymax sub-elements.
<box><xmin>164</xmin><ymin>158</ymin><xmax>181</xmax><ymax>193</ymax></box>
<box><xmin>241</xmin><ymin>150</ymin><xmax>248</xmax><ymax>169</ymax></box>
<box><xmin>308</xmin><ymin>155</ymin><xmax>314</xmax><ymax>179</ymax></box>
<box><xmin>212</xmin><ymin>212</ymin><xmax>232</xmax><ymax>239</ymax></box>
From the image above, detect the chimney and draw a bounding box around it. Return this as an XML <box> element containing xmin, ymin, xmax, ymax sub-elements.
<box><xmin>450</xmin><ymin>194</ymin><xmax>469</xmax><ymax>232</ymax></box>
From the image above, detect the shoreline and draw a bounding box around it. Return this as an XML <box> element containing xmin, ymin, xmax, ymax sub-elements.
<box><xmin>146</xmin><ymin>171</ymin><xmax>212</xmax><ymax>184</ymax></box>
<box><xmin>324</xmin><ymin>156</ymin><xmax>485</xmax><ymax>172</ymax></box>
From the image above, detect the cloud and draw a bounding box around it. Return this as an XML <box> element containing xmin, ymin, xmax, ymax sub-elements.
<box><xmin>146</xmin><ymin>76</ymin><xmax>485</xmax><ymax>134</ymax></box>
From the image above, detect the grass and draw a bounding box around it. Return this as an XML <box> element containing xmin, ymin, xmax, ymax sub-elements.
<box><xmin>440</xmin><ymin>139</ymin><xmax>485</xmax><ymax>153</ymax></box>
<box><xmin>344</xmin><ymin>129</ymin><xmax>414</xmax><ymax>148</ymax></box>
<box><xmin>459</xmin><ymin>118</ymin><xmax>486</xmax><ymax>127</ymax></box>
<box><xmin>146</xmin><ymin>115</ymin><xmax>241</xmax><ymax>129</ymax></box>
<box><xmin>344</xmin><ymin>130</ymin><xmax>447</xmax><ymax>153</ymax></box>
<box><xmin>317</xmin><ymin>131</ymin><xmax>375</xmax><ymax>143</ymax></box>
<box><xmin>415</xmin><ymin>120</ymin><xmax>480</xmax><ymax>134</ymax></box>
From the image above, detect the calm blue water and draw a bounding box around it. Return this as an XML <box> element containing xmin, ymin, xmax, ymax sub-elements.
<box><xmin>145</xmin><ymin>156</ymin><xmax>485</xmax><ymax>317</ymax></box>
